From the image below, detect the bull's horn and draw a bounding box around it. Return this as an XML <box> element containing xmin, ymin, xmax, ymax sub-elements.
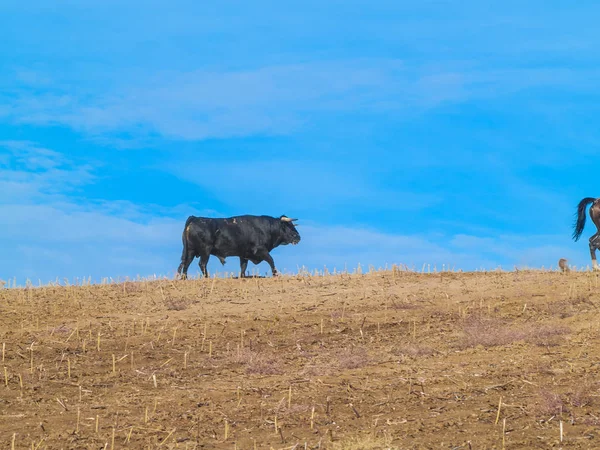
<box><xmin>280</xmin><ymin>216</ymin><xmax>293</xmax><ymax>222</ymax></box>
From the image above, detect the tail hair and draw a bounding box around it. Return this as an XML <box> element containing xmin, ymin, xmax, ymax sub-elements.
<box><xmin>573</xmin><ymin>197</ymin><xmax>596</xmax><ymax>241</ymax></box>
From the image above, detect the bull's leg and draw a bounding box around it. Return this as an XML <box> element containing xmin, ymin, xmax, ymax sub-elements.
<box><xmin>589</xmin><ymin>234</ymin><xmax>600</xmax><ymax>271</ymax></box>
<box><xmin>177</xmin><ymin>252</ymin><xmax>194</xmax><ymax>280</ymax></box>
<box><xmin>199</xmin><ymin>253</ymin><xmax>210</xmax><ymax>278</ymax></box>
<box><xmin>239</xmin><ymin>258</ymin><xmax>249</xmax><ymax>278</ymax></box>
<box><xmin>256</xmin><ymin>250</ymin><xmax>278</xmax><ymax>276</ymax></box>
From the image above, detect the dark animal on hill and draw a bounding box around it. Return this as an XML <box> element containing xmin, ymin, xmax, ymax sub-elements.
<box><xmin>177</xmin><ymin>214</ymin><xmax>301</xmax><ymax>279</ymax></box>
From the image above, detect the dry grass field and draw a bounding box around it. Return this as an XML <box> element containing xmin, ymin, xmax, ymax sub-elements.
<box><xmin>1</xmin><ymin>268</ymin><xmax>600</xmax><ymax>449</ymax></box>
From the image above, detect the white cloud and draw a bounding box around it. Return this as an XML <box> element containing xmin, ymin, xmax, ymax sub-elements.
<box><xmin>0</xmin><ymin>141</ymin><xmax>95</xmax><ymax>203</ymax></box>
<box><xmin>2</xmin><ymin>60</ymin><xmax>405</xmax><ymax>139</ymax></box>
<box><xmin>4</xmin><ymin>61</ymin><xmax>599</xmax><ymax>142</ymax></box>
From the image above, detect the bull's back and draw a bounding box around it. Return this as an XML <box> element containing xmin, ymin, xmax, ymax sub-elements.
<box><xmin>211</xmin><ymin>218</ymin><xmax>261</xmax><ymax>256</ymax></box>
<box><xmin>186</xmin><ymin>215</ymin><xmax>276</xmax><ymax>257</ymax></box>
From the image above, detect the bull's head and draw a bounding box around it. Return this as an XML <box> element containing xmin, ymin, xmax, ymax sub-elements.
<box><xmin>279</xmin><ymin>215</ymin><xmax>301</xmax><ymax>245</ymax></box>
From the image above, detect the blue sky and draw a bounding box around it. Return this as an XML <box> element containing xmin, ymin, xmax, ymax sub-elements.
<box><xmin>2</xmin><ymin>1</ymin><xmax>600</xmax><ymax>282</ymax></box>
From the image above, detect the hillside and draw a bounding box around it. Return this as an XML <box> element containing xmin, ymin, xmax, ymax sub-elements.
<box><xmin>1</xmin><ymin>269</ymin><xmax>599</xmax><ymax>449</ymax></box>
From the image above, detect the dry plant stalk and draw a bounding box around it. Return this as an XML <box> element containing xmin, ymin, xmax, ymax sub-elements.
<box><xmin>495</xmin><ymin>396</ymin><xmax>502</xmax><ymax>425</ymax></box>
<box><xmin>126</xmin><ymin>427</ymin><xmax>134</xmax><ymax>443</ymax></box>
<box><xmin>160</xmin><ymin>358</ymin><xmax>172</xmax><ymax>368</ymax></box>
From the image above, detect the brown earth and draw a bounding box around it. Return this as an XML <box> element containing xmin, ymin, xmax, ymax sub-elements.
<box><xmin>1</xmin><ymin>269</ymin><xmax>600</xmax><ymax>449</ymax></box>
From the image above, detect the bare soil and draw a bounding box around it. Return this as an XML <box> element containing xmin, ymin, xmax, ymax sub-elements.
<box><xmin>1</xmin><ymin>269</ymin><xmax>600</xmax><ymax>449</ymax></box>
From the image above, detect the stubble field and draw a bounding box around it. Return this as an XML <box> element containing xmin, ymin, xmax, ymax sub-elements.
<box><xmin>1</xmin><ymin>268</ymin><xmax>600</xmax><ymax>449</ymax></box>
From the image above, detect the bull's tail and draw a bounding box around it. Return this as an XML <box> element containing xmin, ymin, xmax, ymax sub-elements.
<box><xmin>177</xmin><ymin>216</ymin><xmax>195</xmax><ymax>277</ymax></box>
<box><xmin>180</xmin><ymin>216</ymin><xmax>194</xmax><ymax>258</ymax></box>
<box><xmin>573</xmin><ymin>197</ymin><xmax>596</xmax><ymax>241</ymax></box>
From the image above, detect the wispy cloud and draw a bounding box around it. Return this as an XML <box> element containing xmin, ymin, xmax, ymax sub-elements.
<box><xmin>0</xmin><ymin>141</ymin><xmax>95</xmax><ymax>202</ymax></box>
<box><xmin>4</xmin><ymin>61</ymin><xmax>599</xmax><ymax>142</ymax></box>
<box><xmin>3</xmin><ymin>60</ymin><xmax>405</xmax><ymax>139</ymax></box>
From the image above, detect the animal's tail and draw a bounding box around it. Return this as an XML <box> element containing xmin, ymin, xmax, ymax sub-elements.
<box><xmin>180</xmin><ymin>216</ymin><xmax>195</xmax><ymax>261</ymax></box>
<box><xmin>573</xmin><ymin>198</ymin><xmax>596</xmax><ymax>241</ymax></box>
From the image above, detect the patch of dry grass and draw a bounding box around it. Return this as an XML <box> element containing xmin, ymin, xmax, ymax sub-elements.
<box><xmin>300</xmin><ymin>346</ymin><xmax>372</xmax><ymax>376</ymax></box>
<box><xmin>233</xmin><ymin>348</ymin><xmax>284</xmax><ymax>375</ymax></box>
<box><xmin>459</xmin><ymin>315</ymin><xmax>570</xmax><ymax>348</ymax></box>
<box><xmin>533</xmin><ymin>389</ymin><xmax>569</xmax><ymax>417</ymax></box>
<box><xmin>393</xmin><ymin>343</ymin><xmax>437</xmax><ymax>358</ymax></box>
<box><xmin>336</xmin><ymin>346</ymin><xmax>371</xmax><ymax>370</ymax></box>
<box><xmin>164</xmin><ymin>297</ymin><xmax>190</xmax><ymax>311</ymax></box>
<box><xmin>331</xmin><ymin>432</ymin><xmax>394</xmax><ymax>450</ymax></box>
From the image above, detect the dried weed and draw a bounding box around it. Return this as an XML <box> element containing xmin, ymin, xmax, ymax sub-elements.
<box><xmin>331</xmin><ymin>432</ymin><xmax>393</xmax><ymax>450</ymax></box>
<box><xmin>393</xmin><ymin>343</ymin><xmax>437</xmax><ymax>358</ymax></box>
<box><xmin>165</xmin><ymin>297</ymin><xmax>190</xmax><ymax>311</ymax></box>
<box><xmin>533</xmin><ymin>389</ymin><xmax>568</xmax><ymax>417</ymax></box>
<box><xmin>459</xmin><ymin>315</ymin><xmax>569</xmax><ymax>348</ymax></box>
<box><xmin>234</xmin><ymin>348</ymin><xmax>284</xmax><ymax>375</ymax></box>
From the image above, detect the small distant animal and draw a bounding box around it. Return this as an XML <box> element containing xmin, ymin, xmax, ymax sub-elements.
<box><xmin>558</xmin><ymin>258</ymin><xmax>570</xmax><ymax>273</ymax></box>
<box><xmin>177</xmin><ymin>214</ymin><xmax>301</xmax><ymax>279</ymax></box>
<box><xmin>572</xmin><ymin>197</ymin><xmax>600</xmax><ymax>271</ymax></box>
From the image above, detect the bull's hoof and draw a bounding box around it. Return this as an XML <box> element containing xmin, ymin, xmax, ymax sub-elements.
<box><xmin>594</xmin><ymin>265</ymin><xmax>600</xmax><ymax>272</ymax></box>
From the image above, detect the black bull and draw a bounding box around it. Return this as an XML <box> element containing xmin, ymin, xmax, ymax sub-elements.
<box><xmin>177</xmin><ymin>215</ymin><xmax>301</xmax><ymax>279</ymax></box>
